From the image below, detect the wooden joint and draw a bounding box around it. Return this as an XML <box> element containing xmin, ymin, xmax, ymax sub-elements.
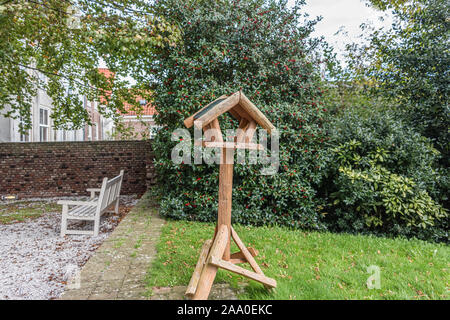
<box><xmin>230</xmin><ymin>247</ymin><xmax>258</xmax><ymax>261</ymax></box>
<box><xmin>208</xmin><ymin>256</ymin><xmax>277</xmax><ymax>288</ymax></box>
<box><xmin>229</xmin><ymin>258</ymin><xmax>247</xmax><ymax>264</ymax></box>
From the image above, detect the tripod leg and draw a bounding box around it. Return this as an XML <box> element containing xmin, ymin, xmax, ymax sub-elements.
<box><xmin>192</xmin><ymin>225</ymin><xmax>229</xmax><ymax>300</ymax></box>
<box><xmin>231</xmin><ymin>227</ymin><xmax>264</xmax><ymax>275</ymax></box>
<box><xmin>186</xmin><ymin>239</ymin><xmax>212</xmax><ymax>297</ymax></box>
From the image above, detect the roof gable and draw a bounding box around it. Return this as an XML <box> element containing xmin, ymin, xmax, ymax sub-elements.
<box><xmin>184</xmin><ymin>91</ymin><xmax>274</xmax><ymax>134</ymax></box>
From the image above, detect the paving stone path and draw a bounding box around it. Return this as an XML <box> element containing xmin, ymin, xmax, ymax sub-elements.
<box><xmin>61</xmin><ymin>191</ymin><xmax>241</xmax><ymax>300</ymax></box>
<box><xmin>60</xmin><ymin>191</ymin><xmax>163</xmax><ymax>300</ymax></box>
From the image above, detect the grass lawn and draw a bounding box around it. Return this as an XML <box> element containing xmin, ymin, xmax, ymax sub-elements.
<box><xmin>145</xmin><ymin>220</ymin><xmax>449</xmax><ymax>300</ymax></box>
<box><xmin>0</xmin><ymin>201</ymin><xmax>60</xmax><ymax>224</ymax></box>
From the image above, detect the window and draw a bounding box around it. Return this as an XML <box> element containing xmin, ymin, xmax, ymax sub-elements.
<box><xmin>19</xmin><ymin>118</ymin><xmax>30</xmax><ymax>142</ymax></box>
<box><xmin>67</xmin><ymin>130</ymin><xmax>74</xmax><ymax>141</ymax></box>
<box><xmin>98</xmin><ymin>120</ymin><xmax>102</xmax><ymax>140</ymax></box>
<box><xmin>93</xmin><ymin>124</ymin><xmax>97</xmax><ymax>140</ymax></box>
<box><xmin>39</xmin><ymin>108</ymin><xmax>49</xmax><ymax>142</ymax></box>
<box><xmin>20</xmin><ymin>131</ymin><xmax>30</xmax><ymax>142</ymax></box>
<box><xmin>149</xmin><ymin>125</ymin><xmax>162</xmax><ymax>139</ymax></box>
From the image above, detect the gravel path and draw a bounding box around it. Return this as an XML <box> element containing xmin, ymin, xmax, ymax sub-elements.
<box><xmin>0</xmin><ymin>196</ymin><xmax>138</xmax><ymax>300</ymax></box>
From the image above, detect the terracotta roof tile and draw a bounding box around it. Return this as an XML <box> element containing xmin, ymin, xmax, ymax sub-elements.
<box><xmin>96</xmin><ymin>68</ymin><xmax>157</xmax><ymax>116</ymax></box>
<box><xmin>98</xmin><ymin>68</ymin><xmax>115</xmax><ymax>79</ymax></box>
<box><xmin>122</xmin><ymin>99</ymin><xmax>157</xmax><ymax>116</ymax></box>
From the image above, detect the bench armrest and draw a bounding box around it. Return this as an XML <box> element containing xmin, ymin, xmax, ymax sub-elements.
<box><xmin>57</xmin><ymin>200</ymin><xmax>98</xmax><ymax>207</ymax></box>
<box><xmin>86</xmin><ymin>188</ymin><xmax>101</xmax><ymax>199</ymax></box>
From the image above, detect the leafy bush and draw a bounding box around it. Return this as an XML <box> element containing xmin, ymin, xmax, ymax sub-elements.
<box><xmin>322</xmin><ymin>110</ymin><xmax>448</xmax><ymax>241</ymax></box>
<box><xmin>348</xmin><ymin>0</ymin><xmax>450</xmax><ymax>162</ymax></box>
<box><xmin>151</xmin><ymin>0</ymin><xmax>329</xmax><ymax>230</ymax></box>
<box><xmin>150</xmin><ymin>0</ymin><xmax>447</xmax><ymax>243</ymax></box>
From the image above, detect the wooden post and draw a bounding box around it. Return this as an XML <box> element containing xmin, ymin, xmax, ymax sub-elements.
<box><xmin>209</xmin><ymin>118</ymin><xmax>223</xmax><ymax>142</ymax></box>
<box><xmin>217</xmin><ymin>146</ymin><xmax>234</xmax><ymax>261</ymax></box>
<box><xmin>186</xmin><ymin>239</ymin><xmax>212</xmax><ymax>297</ymax></box>
<box><xmin>192</xmin><ymin>225</ymin><xmax>229</xmax><ymax>300</ymax></box>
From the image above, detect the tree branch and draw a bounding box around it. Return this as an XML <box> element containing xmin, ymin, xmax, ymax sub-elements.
<box><xmin>2</xmin><ymin>56</ymin><xmax>108</xmax><ymax>93</ymax></box>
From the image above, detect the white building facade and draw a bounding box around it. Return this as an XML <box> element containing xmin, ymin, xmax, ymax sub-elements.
<box><xmin>0</xmin><ymin>72</ymin><xmax>99</xmax><ymax>143</ymax></box>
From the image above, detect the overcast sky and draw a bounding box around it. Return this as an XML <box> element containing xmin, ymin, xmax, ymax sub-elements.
<box><xmin>299</xmin><ymin>0</ymin><xmax>392</xmax><ymax>58</ymax></box>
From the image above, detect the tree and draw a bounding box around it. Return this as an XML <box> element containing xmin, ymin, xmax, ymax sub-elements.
<box><xmin>150</xmin><ymin>0</ymin><xmax>330</xmax><ymax>230</ymax></box>
<box><xmin>351</xmin><ymin>0</ymin><xmax>449</xmax><ymax>161</ymax></box>
<box><xmin>368</xmin><ymin>0</ymin><xmax>410</xmax><ymax>10</ymax></box>
<box><xmin>0</xmin><ymin>0</ymin><xmax>180</xmax><ymax>131</ymax></box>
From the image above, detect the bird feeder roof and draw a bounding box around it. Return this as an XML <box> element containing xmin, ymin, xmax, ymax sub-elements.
<box><xmin>184</xmin><ymin>91</ymin><xmax>275</xmax><ymax>134</ymax></box>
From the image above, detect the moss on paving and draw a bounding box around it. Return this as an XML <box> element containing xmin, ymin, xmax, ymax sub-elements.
<box><xmin>0</xmin><ymin>201</ymin><xmax>60</xmax><ymax>224</ymax></box>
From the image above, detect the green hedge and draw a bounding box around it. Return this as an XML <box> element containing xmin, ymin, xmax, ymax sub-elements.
<box><xmin>321</xmin><ymin>110</ymin><xmax>448</xmax><ymax>242</ymax></box>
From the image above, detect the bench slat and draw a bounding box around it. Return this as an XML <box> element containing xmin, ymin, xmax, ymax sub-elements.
<box><xmin>68</xmin><ymin>205</ymin><xmax>96</xmax><ymax>217</ymax></box>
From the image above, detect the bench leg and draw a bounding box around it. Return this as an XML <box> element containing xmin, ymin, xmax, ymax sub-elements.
<box><xmin>114</xmin><ymin>198</ymin><xmax>120</xmax><ymax>214</ymax></box>
<box><xmin>93</xmin><ymin>217</ymin><xmax>100</xmax><ymax>237</ymax></box>
<box><xmin>60</xmin><ymin>215</ymin><xmax>67</xmax><ymax>237</ymax></box>
<box><xmin>60</xmin><ymin>206</ymin><xmax>68</xmax><ymax>237</ymax></box>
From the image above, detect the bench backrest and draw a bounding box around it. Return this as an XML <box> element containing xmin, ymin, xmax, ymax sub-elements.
<box><xmin>96</xmin><ymin>170</ymin><xmax>124</xmax><ymax>215</ymax></box>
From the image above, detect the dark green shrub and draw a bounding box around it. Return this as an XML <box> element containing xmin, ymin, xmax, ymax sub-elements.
<box><xmin>349</xmin><ymin>0</ymin><xmax>450</xmax><ymax>162</ymax></box>
<box><xmin>322</xmin><ymin>110</ymin><xmax>448</xmax><ymax>242</ymax></box>
<box><xmin>151</xmin><ymin>0</ymin><xmax>329</xmax><ymax>230</ymax></box>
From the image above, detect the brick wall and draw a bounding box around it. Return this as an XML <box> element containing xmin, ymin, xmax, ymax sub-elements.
<box><xmin>0</xmin><ymin>141</ymin><xmax>155</xmax><ymax>199</ymax></box>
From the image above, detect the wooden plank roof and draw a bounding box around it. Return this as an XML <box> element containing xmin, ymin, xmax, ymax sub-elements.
<box><xmin>184</xmin><ymin>91</ymin><xmax>275</xmax><ymax>134</ymax></box>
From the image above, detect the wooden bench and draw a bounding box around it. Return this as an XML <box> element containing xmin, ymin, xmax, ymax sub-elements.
<box><xmin>58</xmin><ymin>170</ymin><xmax>124</xmax><ymax>237</ymax></box>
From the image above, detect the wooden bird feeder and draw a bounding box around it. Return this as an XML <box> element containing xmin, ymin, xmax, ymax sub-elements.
<box><xmin>183</xmin><ymin>90</ymin><xmax>277</xmax><ymax>300</ymax></box>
